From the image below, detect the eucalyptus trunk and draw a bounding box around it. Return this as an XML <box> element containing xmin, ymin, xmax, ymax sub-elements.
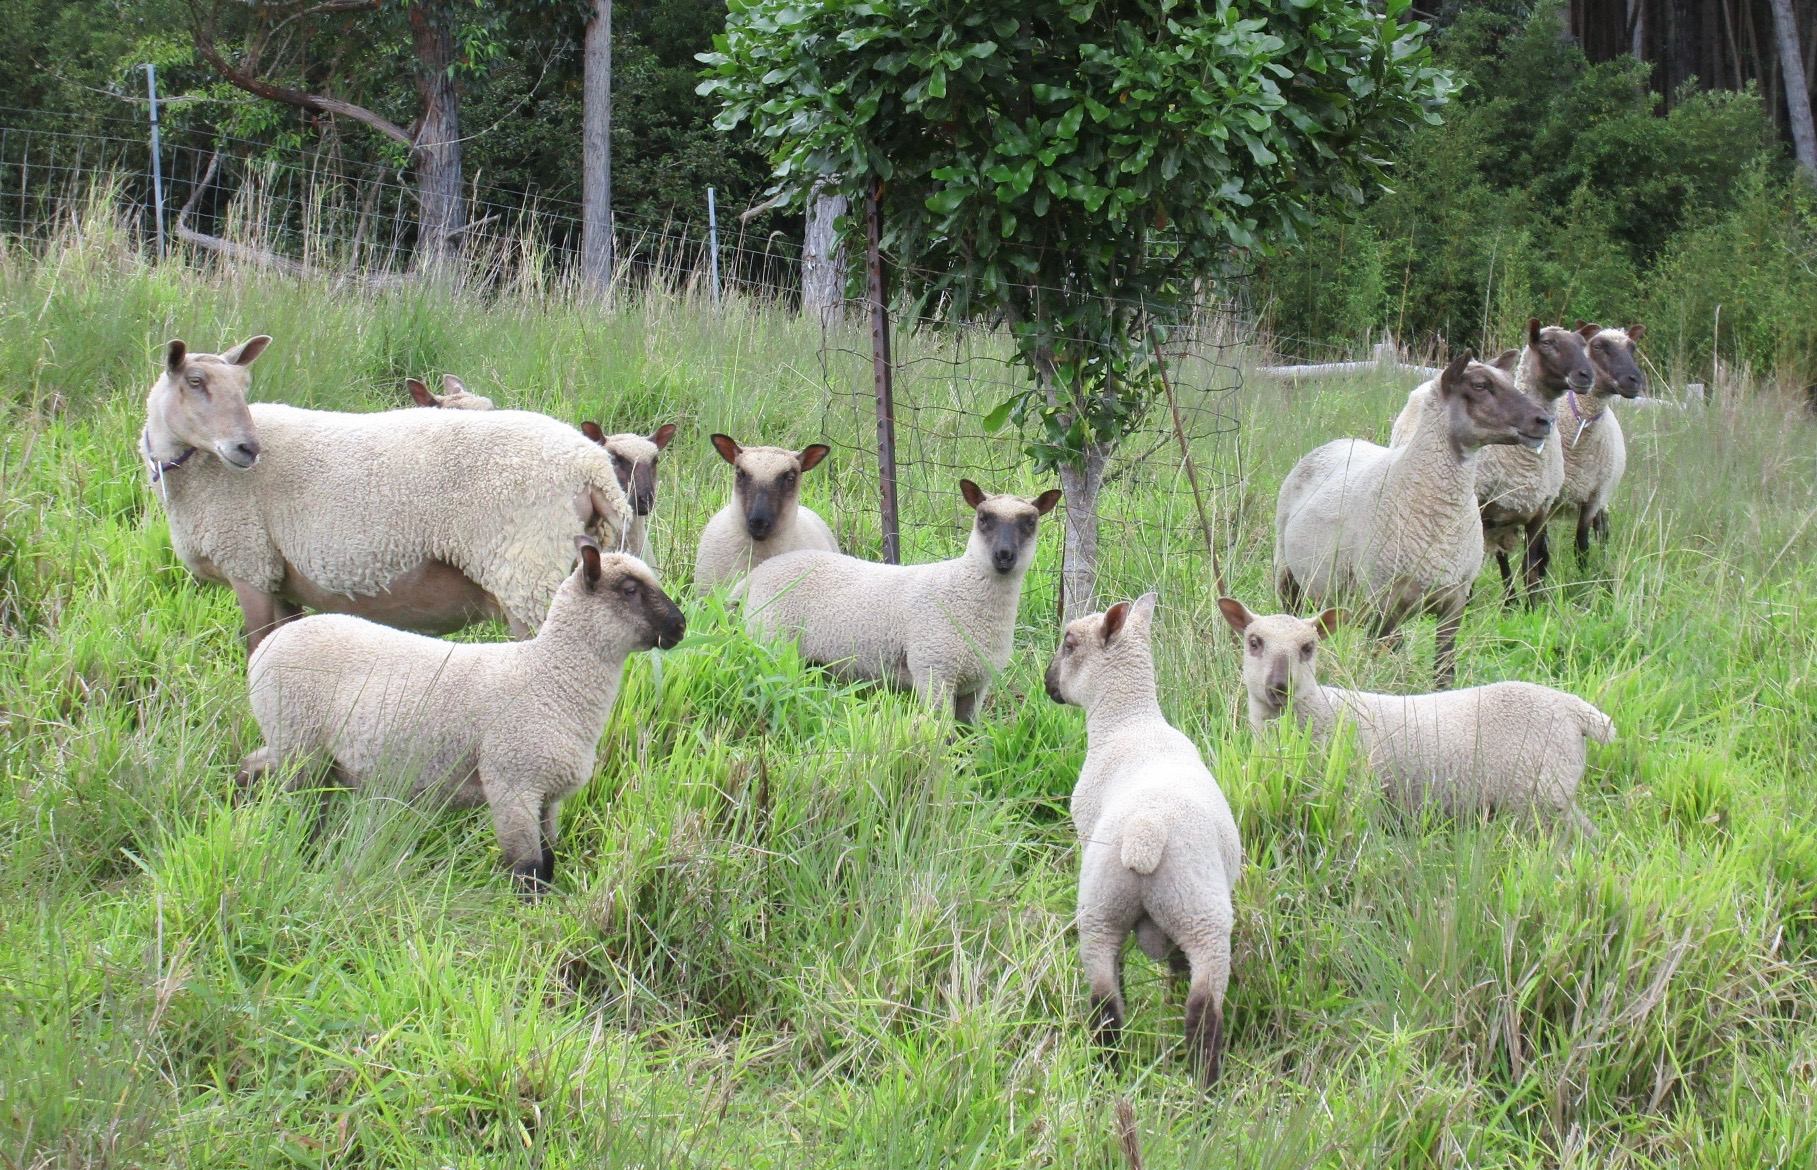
<box><xmin>581</xmin><ymin>0</ymin><xmax>613</xmax><ymax>292</ymax></box>
<box><xmin>803</xmin><ymin>183</ymin><xmax>847</xmax><ymax>322</ymax></box>
<box><xmin>408</xmin><ymin>1</ymin><xmax>464</xmax><ymax>266</ymax></box>
<box><xmin>1770</xmin><ymin>0</ymin><xmax>1817</xmax><ymax>182</ymax></box>
<box><xmin>1038</xmin><ymin>346</ymin><xmax>1116</xmax><ymax>621</ymax></box>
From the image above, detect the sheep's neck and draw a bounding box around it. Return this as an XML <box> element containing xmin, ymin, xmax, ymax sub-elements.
<box><xmin>1284</xmin><ymin>680</ymin><xmax>1343</xmax><ymax>743</ymax></box>
<box><xmin>142</xmin><ymin>395</ymin><xmax>194</xmax><ymax>465</ymax></box>
<box><xmin>1393</xmin><ymin>396</ymin><xmax>1479</xmax><ymax>491</ymax></box>
<box><xmin>1515</xmin><ymin>348</ymin><xmax>1567</xmax><ymax>402</ymax></box>
<box><xmin>1084</xmin><ymin>655</ymin><xmax>1164</xmax><ymax>739</ymax></box>
<box><xmin>519</xmin><ymin>605</ymin><xmax>632</xmax><ymax>723</ymax></box>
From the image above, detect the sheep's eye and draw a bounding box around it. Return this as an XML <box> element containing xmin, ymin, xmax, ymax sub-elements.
<box><xmin>620</xmin><ymin>579</ymin><xmax>639</xmax><ymax>597</ymax></box>
<box><xmin>1300</xmin><ymin>643</ymin><xmax>1315</xmax><ymax>659</ymax></box>
<box><xmin>783</xmin><ymin>471</ymin><xmax>797</xmax><ymax>486</ymax></box>
<box><xmin>186</xmin><ymin>373</ymin><xmax>204</xmax><ymax>389</ymax></box>
<box><xmin>1247</xmin><ymin>636</ymin><xmax>1262</xmax><ymax>655</ymax></box>
<box><xmin>1019</xmin><ymin>516</ymin><xmax>1036</xmax><ymax>534</ymax></box>
<box><xmin>1063</xmin><ymin>635</ymin><xmax>1077</xmax><ymax>652</ymax></box>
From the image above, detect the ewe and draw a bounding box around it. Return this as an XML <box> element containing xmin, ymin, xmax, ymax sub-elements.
<box><xmin>239</xmin><ymin>538</ymin><xmax>684</xmax><ymax>893</ymax></box>
<box><xmin>1044</xmin><ymin>594</ymin><xmax>1241</xmax><ymax>1086</ymax></box>
<box><xmin>406</xmin><ymin>374</ymin><xmax>494</xmax><ymax>410</ymax></box>
<box><xmin>580</xmin><ymin>422</ymin><xmax>679</xmax><ymax>563</ymax></box>
<box><xmin>143</xmin><ymin>337</ymin><xmax>633</xmax><ymax>648</ymax></box>
<box><xmin>1275</xmin><ymin>352</ymin><xmax>1555</xmax><ymax>688</ymax></box>
<box><xmin>1557</xmin><ymin>323</ymin><xmax>1647</xmax><ymax>560</ymax></box>
<box><xmin>693</xmin><ymin>434</ymin><xmax>840</xmax><ymax>592</ymax></box>
<box><xmin>742</xmin><ymin>480</ymin><xmax>1059</xmax><ymax>724</ymax></box>
<box><xmin>1219</xmin><ymin>598</ymin><xmax>1610</xmax><ymax>832</ymax></box>
<box><xmin>1390</xmin><ymin>320</ymin><xmax>1594</xmax><ymax>604</ymax></box>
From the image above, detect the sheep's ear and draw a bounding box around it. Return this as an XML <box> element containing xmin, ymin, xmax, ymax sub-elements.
<box><xmin>1129</xmin><ymin>592</ymin><xmax>1158</xmax><ymax>629</ymax></box>
<box><xmin>1031</xmin><ymin>488</ymin><xmax>1063</xmax><ymax>515</ymax></box>
<box><xmin>1576</xmin><ymin>321</ymin><xmax>1602</xmax><ymax>340</ymax></box>
<box><xmin>1216</xmin><ymin>596</ymin><xmax>1254</xmax><ymax>635</ymax></box>
<box><xmin>573</xmin><ymin>535</ymin><xmax>602</xmax><ymax>589</ymax></box>
<box><xmin>1314</xmin><ymin>608</ymin><xmax>1343</xmax><ymax>639</ymax></box>
<box><xmin>442</xmin><ymin>374</ymin><xmax>467</xmax><ymax>395</ymax></box>
<box><xmin>650</xmin><ymin>423</ymin><xmax>678</xmax><ymax>451</ymax></box>
<box><xmin>580</xmin><ymin>421</ymin><xmax>607</xmax><ymax>445</ymax></box>
<box><xmin>1438</xmin><ymin>351</ymin><xmax>1474</xmax><ymax>395</ymax></box>
<box><xmin>1626</xmin><ymin>323</ymin><xmax>1646</xmax><ymax>342</ymax></box>
<box><xmin>1101</xmin><ymin>600</ymin><xmax>1130</xmax><ymax>643</ymax></box>
<box><xmin>960</xmin><ymin>479</ymin><xmax>987</xmax><ymax>509</ymax></box>
<box><xmin>1491</xmin><ymin>348</ymin><xmax>1521</xmax><ymax>372</ymax></box>
<box><xmin>798</xmin><ymin>443</ymin><xmax>831</xmax><ymax>472</ymax></box>
<box><xmin>1527</xmin><ymin>317</ymin><xmax>1543</xmax><ymax>345</ymax></box>
<box><xmin>710</xmin><ymin>433</ymin><xmax>742</xmax><ymax>465</ymax></box>
<box><xmin>165</xmin><ymin>340</ymin><xmax>188</xmax><ymax>373</ymax></box>
<box><xmin>407</xmin><ymin>378</ymin><xmax>436</xmax><ymax>407</ymax></box>
<box><xmin>222</xmin><ymin>335</ymin><xmax>271</xmax><ymax>366</ymax></box>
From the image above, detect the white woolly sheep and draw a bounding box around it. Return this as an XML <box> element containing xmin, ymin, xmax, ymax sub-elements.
<box><xmin>1556</xmin><ymin>322</ymin><xmax>1647</xmax><ymax>560</ymax></box>
<box><xmin>1219</xmin><ymin>598</ymin><xmax>1611</xmax><ymax>832</ymax></box>
<box><xmin>742</xmin><ymin>479</ymin><xmax>1061</xmax><ymax>724</ymax></box>
<box><xmin>1390</xmin><ymin>321</ymin><xmax>1595</xmax><ymax>605</ymax></box>
<box><xmin>142</xmin><ymin>337</ymin><xmax>633</xmax><ymax>650</ymax></box>
<box><xmin>238</xmin><ymin>538</ymin><xmax>685</xmax><ymax>893</ymax></box>
<box><xmin>407</xmin><ymin>374</ymin><xmax>495</xmax><ymax>410</ymax></box>
<box><xmin>693</xmin><ymin>433</ymin><xmax>840</xmax><ymax>592</ymax></box>
<box><xmin>1275</xmin><ymin>352</ymin><xmax>1556</xmax><ymax>688</ymax></box>
<box><xmin>1043</xmin><ymin>593</ymin><xmax>1242</xmax><ymax>1086</ymax></box>
<box><xmin>580</xmin><ymin>421</ymin><xmax>679</xmax><ymax>563</ymax></box>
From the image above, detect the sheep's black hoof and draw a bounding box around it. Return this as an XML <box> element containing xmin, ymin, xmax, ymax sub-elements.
<box><xmin>511</xmin><ymin>858</ymin><xmax>553</xmax><ymax>899</ymax></box>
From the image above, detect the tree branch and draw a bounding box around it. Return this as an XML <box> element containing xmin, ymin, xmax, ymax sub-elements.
<box><xmin>191</xmin><ymin>4</ymin><xmax>414</xmax><ymax>149</ymax></box>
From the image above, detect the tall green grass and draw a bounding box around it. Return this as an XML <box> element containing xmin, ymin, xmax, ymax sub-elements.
<box><xmin>2</xmin><ymin>221</ymin><xmax>1815</xmax><ymax>1167</ymax></box>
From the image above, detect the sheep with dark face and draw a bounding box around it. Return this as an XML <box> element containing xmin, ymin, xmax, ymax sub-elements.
<box><xmin>1275</xmin><ymin>352</ymin><xmax>1556</xmax><ymax>688</ymax></box>
<box><xmin>580</xmin><ymin>422</ymin><xmax>678</xmax><ymax>562</ymax></box>
<box><xmin>693</xmin><ymin>433</ymin><xmax>840</xmax><ymax>592</ymax></box>
<box><xmin>1045</xmin><ymin>593</ymin><xmax>1241</xmax><ymax>1087</ymax></box>
<box><xmin>742</xmin><ymin>480</ymin><xmax>1060</xmax><ymax>724</ymax></box>
<box><xmin>239</xmin><ymin>538</ymin><xmax>685</xmax><ymax>894</ymax></box>
<box><xmin>1555</xmin><ymin>323</ymin><xmax>1648</xmax><ymax>560</ymax></box>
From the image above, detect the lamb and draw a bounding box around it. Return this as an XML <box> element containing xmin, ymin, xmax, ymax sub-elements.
<box><xmin>239</xmin><ymin>537</ymin><xmax>685</xmax><ymax>893</ymax></box>
<box><xmin>1043</xmin><ymin>593</ymin><xmax>1242</xmax><ymax>1086</ymax></box>
<box><xmin>742</xmin><ymin>480</ymin><xmax>1061</xmax><ymax>724</ymax></box>
<box><xmin>1275</xmin><ymin>352</ymin><xmax>1556</xmax><ymax>688</ymax></box>
<box><xmin>1218</xmin><ymin>597</ymin><xmax>1611</xmax><ymax>832</ymax></box>
<box><xmin>693</xmin><ymin>434</ymin><xmax>841</xmax><ymax>592</ymax></box>
<box><xmin>142</xmin><ymin>337</ymin><xmax>633</xmax><ymax>650</ymax></box>
<box><xmin>580</xmin><ymin>422</ymin><xmax>678</xmax><ymax>563</ymax></box>
<box><xmin>1389</xmin><ymin>321</ymin><xmax>1595</xmax><ymax>604</ymax></box>
<box><xmin>1555</xmin><ymin>323</ymin><xmax>1647</xmax><ymax>560</ymax></box>
<box><xmin>406</xmin><ymin>374</ymin><xmax>495</xmax><ymax>410</ymax></box>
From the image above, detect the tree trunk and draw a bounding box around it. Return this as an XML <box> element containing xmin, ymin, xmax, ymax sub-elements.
<box><xmin>408</xmin><ymin>1</ymin><xmax>464</xmax><ymax>265</ymax></box>
<box><xmin>581</xmin><ymin>0</ymin><xmax>613</xmax><ymax>292</ymax></box>
<box><xmin>802</xmin><ymin>183</ymin><xmax>847</xmax><ymax>323</ymax></box>
<box><xmin>1057</xmin><ymin>441</ymin><xmax>1111</xmax><ymax>622</ymax></box>
<box><xmin>1770</xmin><ymin>0</ymin><xmax>1817</xmax><ymax>181</ymax></box>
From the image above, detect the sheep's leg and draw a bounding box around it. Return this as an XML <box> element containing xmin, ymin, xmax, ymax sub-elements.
<box><xmin>1183</xmin><ymin>947</ymin><xmax>1230</xmax><ymax>1088</ymax></box>
<box><xmin>1147</xmin><ymin>890</ymin><xmax>1233</xmax><ymax>1087</ymax></box>
<box><xmin>539</xmin><ymin>799</ymin><xmax>563</xmax><ymax>888</ymax></box>
<box><xmin>231</xmin><ymin>581</ymin><xmax>294</xmax><ymax>653</ymax></box>
<box><xmin>1494</xmin><ymin>550</ymin><xmax>1517</xmax><ymax>607</ymax></box>
<box><xmin>1521</xmin><ymin>522</ymin><xmax>1551</xmax><ymax>606</ymax></box>
<box><xmin>1575</xmin><ymin>506</ymin><xmax>1594</xmax><ymax>562</ymax></box>
<box><xmin>1432</xmin><ymin>600</ymin><xmax>1466</xmax><ymax>691</ymax></box>
<box><xmin>952</xmin><ymin>688</ymin><xmax>981</xmax><ymax>726</ymax></box>
<box><xmin>484</xmin><ymin>779</ymin><xmax>550</xmax><ymax>897</ymax></box>
<box><xmin>234</xmin><ymin>746</ymin><xmax>274</xmax><ymax>803</ymax></box>
<box><xmin>1591</xmin><ymin>509</ymin><xmax>1610</xmax><ymax>544</ymax></box>
<box><xmin>1277</xmin><ymin>568</ymin><xmax>1303</xmax><ymax>615</ymax></box>
<box><xmin>1080</xmin><ymin>927</ymin><xmax>1129</xmax><ymax>1053</ymax></box>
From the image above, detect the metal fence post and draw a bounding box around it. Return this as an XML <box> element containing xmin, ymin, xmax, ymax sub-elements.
<box><xmin>866</xmin><ymin>183</ymin><xmax>901</xmax><ymax>564</ymax></box>
<box><xmin>145</xmin><ymin>63</ymin><xmax>166</xmax><ymax>258</ymax></box>
<box><xmin>706</xmin><ymin>185</ymin><xmax>721</xmax><ymax>304</ymax></box>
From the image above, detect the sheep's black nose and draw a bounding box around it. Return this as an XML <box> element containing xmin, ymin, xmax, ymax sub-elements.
<box><xmin>233</xmin><ymin>439</ymin><xmax>261</xmax><ymax>465</ymax></box>
<box><xmin>1532</xmin><ymin>414</ymin><xmax>1554</xmax><ymax>431</ymax></box>
<box><xmin>746</xmin><ymin>516</ymin><xmax>773</xmax><ymax>539</ymax></box>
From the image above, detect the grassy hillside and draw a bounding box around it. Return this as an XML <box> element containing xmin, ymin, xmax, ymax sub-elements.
<box><xmin>4</xmin><ymin>222</ymin><xmax>1816</xmax><ymax>1167</ymax></box>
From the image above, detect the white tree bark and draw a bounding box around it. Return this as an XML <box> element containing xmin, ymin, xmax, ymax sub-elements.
<box><xmin>581</xmin><ymin>0</ymin><xmax>613</xmax><ymax>292</ymax></box>
<box><xmin>1771</xmin><ymin>0</ymin><xmax>1817</xmax><ymax>182</ymax></box>
<box><xmin>803</xmin><ymin>184</ymin><xmax>848</xmax><ymax>322</ymax></box>
<box><xmin>408</xmin><ymin>0</ymin><xmax>464</xmax><ymax>264</ymax></box>
<box><xmin>1057</xmin><ymin>442</ymin><xmax>1111</xmax><ymax>622</ymax></box>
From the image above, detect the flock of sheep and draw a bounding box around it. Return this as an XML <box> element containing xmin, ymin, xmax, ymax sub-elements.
<box><xmin>138</xmin><ymin>317</ymin><xmax>1646</xmax><ymax>1088</ymax></box>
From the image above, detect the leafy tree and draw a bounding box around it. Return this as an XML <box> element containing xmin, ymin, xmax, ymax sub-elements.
<box><xmin>704</xmin><ymin>0</ymin><xmax>1452</xmax><ymax>613</ymax></box>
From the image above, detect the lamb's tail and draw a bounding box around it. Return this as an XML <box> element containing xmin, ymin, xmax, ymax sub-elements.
<box><xmin>1121</xmin><ymin>813</ymin><xmax>1168</xmax><ymax>876</ymax></box>
<box><xmin>1573</xmin><ymin>698</ymin><xmax>1616</xmax><ymax>745</ymax></box>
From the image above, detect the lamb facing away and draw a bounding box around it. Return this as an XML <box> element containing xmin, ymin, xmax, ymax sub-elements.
<box><xmin>407</xmin><ymin>374</ymin><xmax>494</xmax><ymax>410</ymax></box>
<box><xmin>1218</xmin><ymin>598</ymin><xmax>1611</xmax><ymax>832</ymax></box>
<box><xmin>239</xmin><ymin>538</ymin><xmax>685</xmax><ymax>893</ymax></box>
<box><xmin>1275</xmin><ymin>352</ymin><xmax>1555</xmax><ymax>688</ymax></box>
<box><xmin>742</xmin><ymin>480</ymin><xmax>1060</xmax><ymax>724</ymax></box>
<box><xmin>1389</xmin><ymin>321</ymin><xmax>1595</xmax><ymax>604</ymax></box>
<box><xmin>1044</xmin><ymin>593</ymin><xmax>1242</xmax><ymax>1086</ymax></box>
<box><xmin>693</xmin><ymin>434</ymin><xmax>840</xmax><ymax>592</ymax></box>
<box><xmin>1555</xmin><ymin>323</ymin><xmax>1647</xmax><ymax>561</ymax></box>
<box><xmin>143</xmin><ymin>337</ymin><xmax>633</xmax><ymax>649</ymax></box>
<box><xmin>580</xmin><ymin>422</ymin><xmax>679</xmax><ymax>563</ymax></box>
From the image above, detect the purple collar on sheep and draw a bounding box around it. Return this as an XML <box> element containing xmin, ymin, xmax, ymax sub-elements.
<box><xmin>141</xmin><ymin>433</ymin><xmax>199</xmax><ymax>482</ymax></box>
<box><xmin>1564</xmin><ymin>388</ymin><xmax>1605</xmax><ymax>438</ymax></box>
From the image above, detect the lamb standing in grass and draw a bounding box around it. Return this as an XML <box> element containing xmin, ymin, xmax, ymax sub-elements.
<box><xmin>1556</xmin><ymin>323</ymin><xmax>1647</xmax><ymax>561</ymax></box>
<box><xmin>742</xmin><ymin>480</ymin><xmax>1060</xmax><ymax>724</ymax></box>
<box><xmin>1044</xmin><ymin>593</ymin><xmax>1241</xmax><ymax>1086</ymax></box>
<box><xmin>1389</xmin><ymin>321</ymin><xmax>1595</xmax><ymax>604</ymax></box>
<box><xmin>239</xmin><ymin>538</ymin><xmax>685</xmax><ymax>892</ymax></box>
<box><xmin>1218</xmin><ymin>597</ymin><xmax>1610</xmax><ymax>832</ymax></box>
<box><xmin>694</xmin><ymin>434</ymin><xmax>841</xmax><ymax>591</ymax></box>
<box><xmin>407</xmin><ymin>375</ymin><xmax>495</xmax><ymax>410</ymax></box>
<box><xmin>1275</xmin><ymin>352</ymin><xmax>1555</xmax><ymax>688</ymax></box>
<box><xmin>142</xmin><ymin>337</ymin><xmax>634</xmax><ymax>649</ymax></box>
<box><xmin>581</xmin><ymin>421</ymin><xmax>678</xmax><ymax>563</ymax></box>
